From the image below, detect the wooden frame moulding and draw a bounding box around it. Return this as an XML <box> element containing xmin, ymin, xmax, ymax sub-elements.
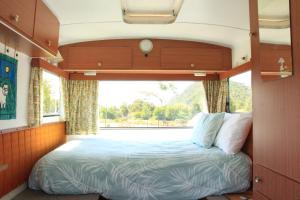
<box><xmin>31</xmin><ymin>58</ymin><xmax>69</xmax><ymax>79</ymax></box>
<box><xmin>219</xmin><ymin>61</ymin><xmax>252</xmax><ymax>80</ymax></box>
<box><xmin>69</xmin><ymin>72</ymin><xmax>220</xmax><ymax>81</ymax></box>
<box><xmin>0</xmin><ymin>121</ymin><xmax>66</xmax><ymax>134</ymax></box>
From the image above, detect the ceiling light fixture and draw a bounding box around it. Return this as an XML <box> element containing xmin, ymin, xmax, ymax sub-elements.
<box><xmin>121</xmin><ymin>0</ymin><xmax>183</xmax><ymax>24</ymax></box>
<box><xmin>139</xmin><ymin>39</ymin><xmax>153</xmax><ymax>57</ymax></box>
<box><xmin>193</xmin><ymin>71</ymin><xmax>207</xmax><ymax>77</ymax></box>
<box><xmin>84</xmin><ymin>71</ymin><xmax>97</xmax><ymax>76</ymax></box>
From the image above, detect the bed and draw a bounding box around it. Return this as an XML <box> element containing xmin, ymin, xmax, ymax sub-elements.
<box><xmin>28</xmin><ymin>132</ymin><xmax>252</xmax><ymax>200</ymax></box>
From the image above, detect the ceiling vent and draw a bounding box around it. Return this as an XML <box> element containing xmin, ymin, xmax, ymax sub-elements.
<box><xmin>121</xmin><ymin>0</ymin><xmax>183</xmax><ymax>24</ymax></box>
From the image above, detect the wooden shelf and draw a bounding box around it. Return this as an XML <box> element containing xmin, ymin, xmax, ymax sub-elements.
<box><xmin>0</xmin><ymin>20</ymin><xmax>55</xmax><ymax>58</ymax></box>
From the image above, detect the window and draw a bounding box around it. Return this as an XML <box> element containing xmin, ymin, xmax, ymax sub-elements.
<box><xmin>229</xmin><ymin>71</ymin><xmax>252</xmax><ymax>112</ymax></box>
<box><xmin>98</xmin><ymin>81</ymin><xmax>207</xmax><ymax>128</ymax></box>
<box><xmin>42</xmin><ymin>71</ymin><xmax>61</xmax><ymax>117</ymax></box>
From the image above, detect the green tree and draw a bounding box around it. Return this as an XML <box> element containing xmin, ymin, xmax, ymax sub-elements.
<box><xmin>129</xmin><ymin>99</ymin><xmax>144</xmax><ymax>113</ymax></box>
<box><xmin>141</xmin><ymin>102</ymin><xmax>155</xmax><ymax>120</ymax></box>
<box><xmin>99</xmin><ymin>106</ymin><xmax>120</xmax><ymax>120</ymax></box>
<box><xmin>229</xmin><ymin>81</ymin><xmax>252</xmax><ymax>112</ymax></box>
<box><xmin>43</xmin><ymin>79</ymin><xmax>56</xmax><ymax>114</ymax></box>
<box><xmin>120</xmin><ymin>104</ymin><xmax>129</xmax><ymax>117</ymax></box>
<box><xmin>153</xmin><ymin>106</ymin><xmax>166</xmax><ymax>121</ymax></box>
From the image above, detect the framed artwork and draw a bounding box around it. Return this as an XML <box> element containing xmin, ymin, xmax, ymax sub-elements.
<box><xmin>0</xmin><ymin>53</ymin><xmax>18</xmax><ymax>120</ymax></box>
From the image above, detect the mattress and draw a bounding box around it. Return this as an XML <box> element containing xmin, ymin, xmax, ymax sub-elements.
<box><xmin>28</xmin><ymin>137</ymin><xmax>251</xmax><ymax>200</ymax></box>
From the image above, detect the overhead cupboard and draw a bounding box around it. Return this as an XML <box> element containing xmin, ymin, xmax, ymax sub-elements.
<box><xmin>58</xmin><ymin>39</ymin><xmax>232</xmax><ymax>72</ymax></box>
<box><xmin>0</xmin><ymin>0</ymin><xmax>59</xmax><ymax>56</ymax></box>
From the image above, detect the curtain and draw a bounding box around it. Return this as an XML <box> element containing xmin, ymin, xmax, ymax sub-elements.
<box><xmin>67</xmin><ymin>80</ymin><xmax>99</xmax><ymax>135</ymax></box>
<box><xmin>60</xmin><ymin>77</ymin><xmax>69</xmax><ymax>122</ymax></box>
<box><xmin>28</xmin><ymin>67</ymin><xmax>43</xmax><ymax>127</ymax></box>
<box><xmin>203</xmin><ymin>79</ymin><xmax>228</xmax><ymax>113</ymax></box>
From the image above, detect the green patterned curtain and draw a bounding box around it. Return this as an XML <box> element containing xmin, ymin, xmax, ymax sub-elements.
<box><xmin>60</xmin><ymin>77</ymin><xmax>69</xmax><ymax>122</ymax></box>
<box><xmin>28</xmin><ymin>67</ymin><xmax>43</xmax><ymax>127</ymax></box>
<box><xmin>67</xmin><ymin>80</ymin><xmax>99</xmax><ymax>135</ymax></box>
<box><xmin>203</xmin><ymin>79</ymin><xmax>228</xmax><ymax>113</ymax></box>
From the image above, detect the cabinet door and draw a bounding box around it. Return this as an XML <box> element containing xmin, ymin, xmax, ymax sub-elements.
<box><xmin>67</xmin><ymin>47</ymin><xmax>132</xmax><ymax>70</ymax></box>
<box><xmin>161</xmin><ymin>47</ymin><xmax>230</xmax><ymax>70</ymax></box>
<box><xmin>0</xmin><ymin>0</ymin><xmax>36</xmax><ymax>37</ymax></box>
<box><xmin>254</xmin><ymin>164</ymin><xmax>300</xmax><ymax>200</ymax></box>
<box><xmin>33</xmin><ymin>0</ymin><xmax>59</xmax><ymax>54</ymax></box>
<box><xmin>254</xmin><ymin>192</ymin><xmax>269</xmax><ymax>200</ymax></box>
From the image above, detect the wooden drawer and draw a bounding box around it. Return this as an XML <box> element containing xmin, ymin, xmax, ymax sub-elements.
<box><xmin>67</xmin><ymin>47</ymin><xmax>132</xmax><ymax>70</ymax></box>
<box><xmin>33</xmin><ymin>0</ymin><xmax>59</xmax><ymax>54</ymax></box>
<box><xmin>0</xmin><ymin>0</ymin><xmax>36</xmax><ymax>37</ymax></box>
<box><xmin>254</xmin><ymin>165</ymin><xmax>300</xmax><ymax>200</ymax></box>
<box><xmin>161</xmin><ymin>47</ymin><xmax>230</xmax><ymax>70</ymax></box>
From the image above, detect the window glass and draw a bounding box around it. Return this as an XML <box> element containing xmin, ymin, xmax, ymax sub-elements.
<box><xmin>42</xmin><ymin>71</ymin><xmax>61</xmax><ymax>117</ymax></box>
<box><xmin>98</xmin><ymin>81</ymin><xmax>207</xmax><ymax>128</ymax></box>
<box><xmin>229</xmin><ymin>71</ymin><xmax>252</xmax><ymax>112</ymax></box>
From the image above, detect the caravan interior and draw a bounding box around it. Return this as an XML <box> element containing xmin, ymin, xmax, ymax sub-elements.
<box><xmin>0</xmin><ymin>0</ymin><xmax>299</xmax><ymax>200</ymax></box>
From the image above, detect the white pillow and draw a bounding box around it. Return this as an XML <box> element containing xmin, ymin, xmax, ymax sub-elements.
<box><xmin>214</xmin><ymin>113</ymin><xmax>252</xmax><ymax>154</ymax></box>
<box><xmin>187</xmin><ymin>112</ymin><xmax>205</xmax><ymax>127</ymax></box>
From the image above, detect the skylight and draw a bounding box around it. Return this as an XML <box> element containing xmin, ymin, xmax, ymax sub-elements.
<box><xmin>121</xmin><ymin>0</ymin><xmax>183</xmax><ymax>24</ymax></box>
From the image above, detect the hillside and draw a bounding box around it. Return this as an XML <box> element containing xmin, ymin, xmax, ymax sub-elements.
<box><xmin>169</xmin><ymin>81</ymin><xmax>251</xmax><ymax>112</ymax></box>
<box><xmin>229</xmin><ymin>81</ymin><xmax>252</xmax><ymax>112</ymax></box>
<box><xmin>168</xmin><ymin>82</ymin><xmax>206</xmax><ymax>110</ymax></box>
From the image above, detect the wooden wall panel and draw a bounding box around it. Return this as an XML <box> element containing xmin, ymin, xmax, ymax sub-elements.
<box><xmin>3</xmin><ymin>134</ymin><xmax>12</xmax><ymax>194</ymax></box>
<box><xmin>219</xmin><ymin>62</ymin><xmax>251</xmax><ymax>80</ymax></box>
<box><xmin>0</xmin><ymin>122</ymin><xmax>66</xmax><ymax>198</ymax></box>
<box><xmin>250</xmin><ymin>0</ymin><xmax>300</xmax><ymax>185</ymax></box>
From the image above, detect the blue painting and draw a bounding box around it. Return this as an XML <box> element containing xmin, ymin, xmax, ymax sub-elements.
<box><xmin>0</xmin><ymin>53</ymin><xmax>18</xmax><ymax>120</ymax></box>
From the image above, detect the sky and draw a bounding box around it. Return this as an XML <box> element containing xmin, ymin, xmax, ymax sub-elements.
<box><xmin>230</xmin><ymin>71</ymin><xmax>251</xmax><ymax>86</ymax></box>
<box><xmin>98</xmin><ymin>73</ymin><xmax>251</xmax><ymax>107</ymax></box>
<box><xmin>43</xmin><ymin>70</ymin><xmax>251</xmax><ymax>108</ymax></box>
<box><xmin>98</xmin><ymin>81</ymin><xmax>194</xmax><ymax>107</ymax></box>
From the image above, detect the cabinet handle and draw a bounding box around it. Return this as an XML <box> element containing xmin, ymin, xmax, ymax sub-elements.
<box><xmin>254</xmin><ymin>176</ymin><xmax>262</xmax><ymax>183</ymax></box>
<box><xmin>249</xmin><ymin>32</ymin><xmax>257</xmax><ymax>37</ymax></box>
<box><xmin>47</xmin><ymin>40</ymin><xmax>52</xmax><ymax>47</ymax></box>
<box><xmin>11</xmin><ymin>14</ymin><xmax>20</xmax><ymax>23</ymax></box>
<box><xmin>97</xmin><ymin>62</ymin><xmax>102</xmax><ymax>67</ymax></box>
<box><xmin>190</xmin><ymin>63</ymin><xmax>195</xmax><ymax>68</ymax></box>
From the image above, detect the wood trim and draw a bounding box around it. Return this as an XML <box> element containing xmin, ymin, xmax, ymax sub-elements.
<box><xmin>64</xmin><ymin>69</ymin><xmax>226</xmax><ymax>74</ymax></box>
<box><xmin>219</xmin><ymin>61</ymin><xmax>252</xmax><ymax>80</ymax></box>
<box><xmin>0</xmin><ymin>121</ymin><xmax>66</xmax><ymax>134</ymax></box>
<box><xmin>69</xmin><ymin>73</ymin><xmax>220</xmax><ymax>81</ymax></box>
<box><xmin>31</xmin><ymin>58</ymin><xmax>69</xmax><ymax>79</ymax></box>
<box><xmin>0</xmin><ymin>122</ymin><xmax>66</xmax><ymax>197</ymax></box>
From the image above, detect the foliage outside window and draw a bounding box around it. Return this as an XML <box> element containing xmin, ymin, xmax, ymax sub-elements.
<box><xmin>98</xmin><ymin>81</ymin><xmax>207</xmax><ymax>128</ymax></box>
<box><xmin>42</xmin><ymin>71</ymin><xmax>61</xmax><ymax>117</ymax></box>
<box><xmin>229</xmin><ymin>71</ymin><xmax>252</xmax><ymax>112</ymax></box>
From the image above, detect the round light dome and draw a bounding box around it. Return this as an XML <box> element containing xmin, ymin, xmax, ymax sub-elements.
<box><xmin>139</xmin><ymin>39</ymin><xmax>153</xmax><ymax>55</ymax></box>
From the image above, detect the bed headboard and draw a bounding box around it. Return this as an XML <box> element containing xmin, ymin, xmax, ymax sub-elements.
<box><xmin>242</xmin><ymin>127</ymin><xmax>253</xmax><ymax>159</ymax></box>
